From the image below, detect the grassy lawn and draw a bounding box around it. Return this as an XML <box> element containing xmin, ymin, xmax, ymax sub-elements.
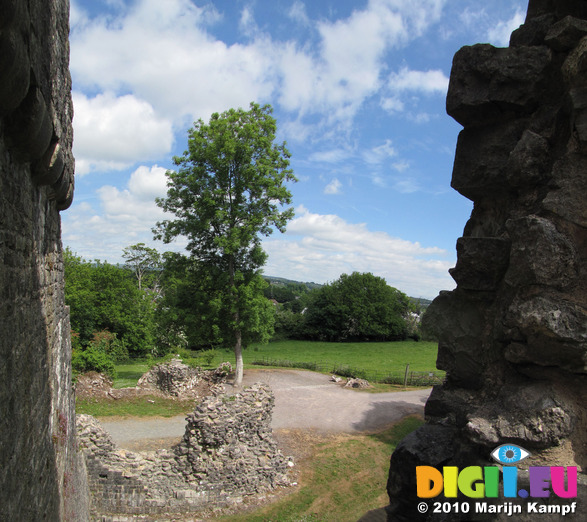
<box><xmin>113</xmin><ymin>361</ymin><xmax>151</xmax><ymax>388</ymax></box>
<box><xmin>242</xmin><ymin>339</ymin><xmax>439</xmax><ymax>373</ymax></box>
<box><xmin>107</xmin><ymin>340</ymin><xmax>440</xmax><ymax>389</ymax></box>
<box><xmin>76</xmin><ymin>395</ymin><xmax>195</xmax><ymax>417</ymax></box>
<box><xmin>219</xmin><ymin>415</ymin><xmax>424</xmax><ymax>521</ymax></box>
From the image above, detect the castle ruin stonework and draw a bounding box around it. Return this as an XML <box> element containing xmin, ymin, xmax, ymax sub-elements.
<box><xmin>0</xmin><ymin>0</ymin><xmax>89</xmax><ymax>520</ymax></box>
<box><xmin>387</xmin><ymin>1</ymin><xmax>586</xmax><ymax>520</ymax></box>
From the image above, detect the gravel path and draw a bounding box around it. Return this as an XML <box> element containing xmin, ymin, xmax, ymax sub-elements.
<box><xmin>101</xmin><ymin>369</ymin><xmax>430</xmax><ymax>450</ymax></box>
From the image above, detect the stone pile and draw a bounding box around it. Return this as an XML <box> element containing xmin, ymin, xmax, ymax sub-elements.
<box><xmin>77</xmin><ymin>383</ymin><xmax>292</xmax><ymax>518</ymax></box>
<box><xmin>345</xmin><ymin>378</ymin><xmax>371</xmax><ymax>389</ymax></box>
<box><xmin>137</xmin><ymin>359</ymin><xmax>200</xmax><ymax>397</ymax></box>
<box><xmin>386</xmin><ymin>1</ymin><xmax>587</xmax><ymax>520</ymax></box>
<box><xmin>136</xmin><ymin>359</ymin><xmax>231</xmax><ymax>398</ymax></box>
<box><xmin>75</xmin><ymin>372</ymin><xmax>115</xmax><ymax>400</ymax></box>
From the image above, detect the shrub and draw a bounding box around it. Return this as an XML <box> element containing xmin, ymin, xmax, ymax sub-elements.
<box><xmin>90</xmin><ymin>330</ymin><xmax>129</xmax><ymax>362</ymax></box>
<box><xmin>72</xmin><ymin>345</ymin><xmax>116</xmax><ymax>378</ymax></box>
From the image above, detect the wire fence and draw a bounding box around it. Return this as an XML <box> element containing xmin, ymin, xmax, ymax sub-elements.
<box><xmin>251</xmin><ymin>357</ymin><xmax>444</xmax><ymax>386</ymax></box>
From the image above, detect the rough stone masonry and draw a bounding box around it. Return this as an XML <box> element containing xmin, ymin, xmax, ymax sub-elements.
<box><xmin>0</xmin><ymin>0</ymin><xmax>89</xmax><ymax>520</ymax></box>
<box><xmin>77</xmin><ymin>383</ymin><xmax>291</xmax><ymax>519</ymax></box>
<box><xmin>386</xmin><ymin>0</ymin><xmax>587</xmax><ymax>520</ymax></box>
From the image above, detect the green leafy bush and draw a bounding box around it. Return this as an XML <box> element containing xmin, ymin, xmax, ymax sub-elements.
<box><xmin>72</xmin><ymin>345</ymin><xmax>116</xmax><ymax>378</ymax></box>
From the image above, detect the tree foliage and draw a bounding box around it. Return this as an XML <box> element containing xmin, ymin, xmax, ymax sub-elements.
<box><xmin>64</xmin><ymin>248</ymin><xmax>157</xmax><ymax>357</ymax></box>
<box><xmin>301</xmin><ymin>272</ymin><xmax>411</xmax><ymax>342</ymax></box>
<box><xmin>154</xmin><ymin>102</ymin><xmax>296</xmax><ymax>385</ymax></box>
<box><xmin>122</xmin><ymin>242</ymin><xmax>162</xmax><ymax>292</ymax></box>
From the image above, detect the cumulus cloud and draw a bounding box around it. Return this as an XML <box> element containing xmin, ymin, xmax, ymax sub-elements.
<box><xmin>62</xmin><ymin>165</ymin><xmax>180</xmax><ymax>260</ymax></box>
<box><xmin>262</xmin><ymin>205</ymin><xmax>454</xmax><ymax>298</ymax></box>
<box><xmin>70</xmin><ymin>0</ymin><xmax>448</xmax><ymax>137</ymax></box>
<box><xmin>98</xmin><ymin>165</ymin><xmax>169</xmax><ymax>222</ymax></box>
<box><xmin>72</xmin><ymin>92</ymin><xmax>173</xmax><ymax>175</ymax></box>
<box><xmin>70</xmin><ymin>0</ymin><xmax>274</xmax><ymax>123</ymax></box>
<box><xmin>487</xmin><ymin>9</ymin><xmax>525</xmax><ymax>47</ymax></box>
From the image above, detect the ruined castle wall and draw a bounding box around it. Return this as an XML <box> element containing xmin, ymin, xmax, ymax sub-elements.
<box><xmin>0</xmin><ymin>0</ymin><xmax>89</xmax><ymax>519</ymax></box>
<box><xmin>387</xmin><ymin>0</ymin><xmax>586</xmax><ymax>520</ymax></box>
<box><xmin>77</xmin><ymin>384</ymin><xmax>291</xmax><ymax>519</ymax></box>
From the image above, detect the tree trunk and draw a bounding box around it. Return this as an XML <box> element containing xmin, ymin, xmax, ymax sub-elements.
<box><xmin>229</xmin><ymin>255</ymin><xmax>244</xmax><ymax>387</ymax></box>
<box><xmin>234</xmin><ymin>327</ymin><xmax>243</xmax><ymax>387</ymax></box>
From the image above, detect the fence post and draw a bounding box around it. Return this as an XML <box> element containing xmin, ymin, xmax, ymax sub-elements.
<box><xmin>403</xmin><ymin>363</ymin><xmax>410</xmax><ymax>387</ymax></box>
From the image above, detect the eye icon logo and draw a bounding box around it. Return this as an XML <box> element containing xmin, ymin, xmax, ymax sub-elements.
<box><xmin>491</xmin><ymin>444</ymin><xmax>531</xmax><ymax>465</ymax></box>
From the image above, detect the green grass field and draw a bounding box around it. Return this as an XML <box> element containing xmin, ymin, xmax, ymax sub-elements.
<box><xmin>76</xmin><ymin>395</ymin><xmax>194</xmax><ymax>417</ymax></box>
<box><xmin>109</xmin><ymin>339</ymin><xmax>440</xmax><ymax>389</ymax></box>
<box><xmin>243</xmin><ymin>339</ymin><xmax>438</xmax><ymax>372</ymax></box>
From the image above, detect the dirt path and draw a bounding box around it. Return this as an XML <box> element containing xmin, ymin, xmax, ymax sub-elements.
<box><xmin>100</xmin><ymin>369</ymin><xmax>430</xmax><ymax>451</ymax></box>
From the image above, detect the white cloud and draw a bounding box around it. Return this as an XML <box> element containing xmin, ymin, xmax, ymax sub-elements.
<box><xmin>262</xmin><ymin>205</ymin><xmax>453</xmax><ymax>298</ymax></box>
<box><xmin>309</xmin><ymin>148</ymin><xmax>353</xmax><ymax>163</ymax></box>
<box><xmin>393</xmin><ymin>177</ymin><xmax>421</xmax><ymax>193</ymax></box>
<box><xmin>288</xmin><ymin>0</ymin><xmax>310</xmax><ymax>25</ymax></box>
<box><xmin>72</xmin><ymin>92</ymin><xmax>173</xmax><ymax>175</ymax></box>
<box><xmin>387</xmin><ymin>67</ymin><xmax>449</xmax><ymax>94</ymax></box>
<box><xmin>70</xmin><ymin>0</ymin><xmax>274</xmax><ymax>123</ymax></box>
<box><xmin>324</xmin><ymin>178</ymin><xmax>342</xmax><ymax>195</ymax></box>
<box><xmin>363</xmin><ymin>139</ymin><xmax>396</xmax><ymax>164</ymax></box>
<box><xmin>98</xmin><ymin>165</ymin><xmax>168</xmax><ymax>222</ymax></box>
<box><xmin>70</xmin><ymin>0</ymin><xmax>448</xmax><ymax>142</ymax></box>
<box><xmin>239</xmin><ymin>5</ymin><xmax>259</xmax><ymax>38</ymax></box>
<box><xmin>487</xmin><ymin>9</ymin><xmax>525</xmax><ymax>47</ymax></box>
<box><xmin>380</xmin><ymin>96</ymin><xmax>405</xmax><ymax>114</ymax></box>
<box><xmin>62</xmin><ymin>165</ymin><xmax>181</xmax><ymax>260</ymax></box>
<box><xmin>459</xmin><ymin>7</ymin><xmax>486</xmax><ymax>30</ymax></box>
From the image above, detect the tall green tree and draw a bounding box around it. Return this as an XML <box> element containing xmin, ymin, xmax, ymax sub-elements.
<box><xmin>63</xmin><ymin>248</ymin><xmax>157</xmax><ymax>357</ymax></box>
<box><xmin>154</xmin><ymin>102</ymin><xmax>296</xmax><ymax>385</ymax></box>
<box><xmin>302</xmin><ymin>272</ymin><xmax>411</xmax><ymax>342</ymax></box>
<box><xmin>122</xmin><ymin>243</ymin><xmax>162</xmax><ymax>292</ymax></box>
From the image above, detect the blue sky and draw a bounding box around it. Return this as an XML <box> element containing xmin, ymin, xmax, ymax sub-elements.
<box><xmin>64</xmin><ymin>0</ymin><xmax>528</xmax><ymax>299</ymax></box>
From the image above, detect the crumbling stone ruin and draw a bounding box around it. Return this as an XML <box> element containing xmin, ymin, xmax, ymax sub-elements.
<box><xmin>137</xmin><ymin>359</ymin><xmax>201</xmax><ymax>397</ymax></box>
<box><xmin>77</xmin><ymin>383</ymin><xmax>292</xmax><ymax>519</ymax></box>
<box><xmin>0</xmin><ymin>0</ymin><xmax>89</xmax><ymax>520</ymax></box>
<box><xmin>136</xmin><ymin>358</ymin><xmax>231</xmax><ymax>398</ymax></box>
<box><xmin>386</xmin><ymin>1</ymin><xmax>586</xmax><ymax>520</ymax></box>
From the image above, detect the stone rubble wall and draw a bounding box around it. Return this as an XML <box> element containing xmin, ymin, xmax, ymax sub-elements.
<box><xmin>0</xmin><ymin>0</ymin><xmax>89</xmax><ymax>520</ymax></box>
<box><xmin>77</xmin><ymin>383</ymin><xmax>292</xmax><ymax>519</ymax></box>
<box><xmin>387</xmin><ymin>1</ymin><xmax>586</xmax><ymax>520</ymax></box>
<box><xmin>136</xmin><ymin>359</ymin><xmax>230</xmax><ymax>398</ymax></box>
<box><xmin>137</xmin><ymin>359</ymin><xmax>200</xmax><ymax>397</ymax></box>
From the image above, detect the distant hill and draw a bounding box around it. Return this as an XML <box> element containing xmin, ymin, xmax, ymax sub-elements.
<box><xmin>409</xmin><ymin>296</ymin><xmax>433</xmax><ymax>309</ymax></box>
<box><xmin>264</xmin><ymin>275</ymin><xmax>323</xmax><ymax>291</ymax></box>
<box><xmin>264</xmin><ymin>275</ymin><xmax>433</xmax><ymax>307</ymax></box>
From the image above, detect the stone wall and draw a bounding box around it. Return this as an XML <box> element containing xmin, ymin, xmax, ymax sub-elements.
<box><xmin>387</xmin><ymin>0</ymin><xmax>586</xmax><ymax>520</ymax></box>
<box><xmin>0</xmin><ymin>0</ymin><xmax>89</xmax><ymax>520</ymax></box>
<box><xmin>77</xmin><ymin>383</ymin><xmax>292</xmax><ymax>519</ymax></box>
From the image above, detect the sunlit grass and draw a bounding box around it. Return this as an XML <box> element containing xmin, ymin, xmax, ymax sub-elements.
<box><xmin>76</xmin><ymin>395</ymin><xmax>195</xmax><ymax>417</ymax></box>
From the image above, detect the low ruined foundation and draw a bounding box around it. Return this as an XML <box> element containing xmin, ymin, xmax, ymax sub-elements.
<box><xmin>77</xmin><ymin>383</ymin><xmax>292</xmax><ymax>519</ymax></box>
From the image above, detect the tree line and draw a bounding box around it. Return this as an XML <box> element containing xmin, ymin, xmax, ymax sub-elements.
<box><xmin>65</xmin><ymin>245</ymin><xmax>421</xmax><ymax>375</ymax></box>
